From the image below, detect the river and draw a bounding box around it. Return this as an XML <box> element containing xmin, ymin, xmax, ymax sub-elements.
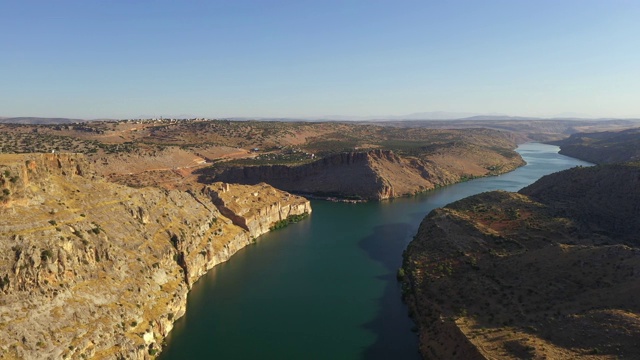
<box><xmin>159</xmin><ymin>143</ymin><xmax>592</xmax><ymax>360</ymax></box>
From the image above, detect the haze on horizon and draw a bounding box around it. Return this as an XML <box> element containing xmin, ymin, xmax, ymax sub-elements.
<box><xmin>1</xmin><ymin>0</ymin><xmax>639</xmax><ymax>120</ymax></box>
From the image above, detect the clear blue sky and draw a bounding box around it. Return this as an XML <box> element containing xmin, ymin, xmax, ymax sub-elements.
<box><xmin>1</xmin><ymin>0</ymin><xmax>639</xmax><ymax>119</ymax></box>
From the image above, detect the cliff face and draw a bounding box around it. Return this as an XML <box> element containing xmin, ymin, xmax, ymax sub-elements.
<box><xmin>402</xmin><ymin>164</ymin><xmax>640</xmax><ymax>359</ymax></box>
<box><xmin>204</xmin><ymin>182</ymin><xmax>311</xmax><ymax>238</ymax></box>
<box><xmin>206</xmin><ymin>151</ymin><xmax>389</xmax><ymax>199</ymax></box>
<box><xmin>207</xmin><ymin>146</ymin><xmax>525</xmax><ymax>200</ymax></box>
<box><xmin>0</xmin><ymin>154</ymin><xmax>310</xmax><ymax>360</ymax></box>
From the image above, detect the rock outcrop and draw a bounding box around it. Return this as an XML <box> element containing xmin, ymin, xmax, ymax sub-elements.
<box><xmin>204</xmin><ymin>182</ymin><xmax>311</xmax><ymax>238</ymax></box>
<box><xmin>0</xmin><ymin>153</ymin><xmax>310</xmax><ymax>359</ymax></box>
<box><xmin>206</xmin><ymin>145</ymin><xmax>525</xmax><ymax>200</ymax></box>
<box><xmin>402</xmin><ymin>163</ymin><xmax>640</xmax><ymax>359</ymax></box>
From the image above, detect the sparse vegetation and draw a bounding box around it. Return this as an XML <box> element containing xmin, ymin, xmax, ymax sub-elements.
<box><xmin>269</xmin><ymin>212</ymin><xmax>309</xmax><ymax>230</ymax></box>
<box><xmin>0</xmin><ymin>274</ymin><xmax>10</xmax><ymax>289</ymax></box>
<box><xmin>41</xmin><ymin>249</ymin><xmax>53</xmax><ymax>261</ymax></box>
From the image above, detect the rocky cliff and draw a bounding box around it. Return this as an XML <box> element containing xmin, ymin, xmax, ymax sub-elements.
<box><xmin>204</xmin><ymin>182</ymin><xmax>311</xmax><ymax>238</ymax></box>
<box><xmin>402</xmin><ymin>163</ymin><xmax>640</xmax><ymax>359</ymax></box>
<box><xmin>0</xmin><ymin>153</ymin><xmax>310</xmax><ymax>360</ymax></box>
<box><xmin>206</xmin><ymin>145</ymin><xmax>525</xmax><ymax>200</ymax></box>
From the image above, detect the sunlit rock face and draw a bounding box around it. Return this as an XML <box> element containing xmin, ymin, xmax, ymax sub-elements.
<box><xmin>0</xmin><ymin>153</ymin><xmax>311</xmax><ymax>360</ymax></box>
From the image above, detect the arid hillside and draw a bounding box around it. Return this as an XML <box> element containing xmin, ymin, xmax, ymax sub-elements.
<box><xmin>556</xmin><ymin>127</ymin><xmax>640</xmax><ymax>164</ymax></box>
<box><xmin>2</xmin><ymin>119</ymin><xmax>637</xmax><ymax>198</ymax></box>
<box><xmin>402</xmin><ymin>163</ymin><xmax>640</xmax><ymax>359</ymax></box>
<box><xmin>0</xmin><ymin>153</ymin><xmax>310</xmax><ymax>360</ymax></box>
<box><xmin>0</xmin><ymin>120</ymin><xmax>526</xmax><ymax>198</ymax></box>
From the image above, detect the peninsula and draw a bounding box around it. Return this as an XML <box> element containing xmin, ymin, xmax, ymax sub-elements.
<box><xmin>402</xmin><ymin>129</ymin><xmax>640</xmax><ymax>359</ymax></box>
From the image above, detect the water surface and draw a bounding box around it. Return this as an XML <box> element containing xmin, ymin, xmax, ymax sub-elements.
<box><xmin>160</xmin><ymin>143</ymin><xmax>592</xmax><ymax>359</ymax></box>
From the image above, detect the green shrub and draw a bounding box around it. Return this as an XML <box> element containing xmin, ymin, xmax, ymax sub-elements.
<box><xmin>41</xmin><ymin>249</ymin><xmax>54</xmax><ymax>261</ymax></box>
<box><xmin>0</xmin><ymin>275</ymin><xmax>10</xmax><ymax>289</ymax></box>
<box><xmin>270</xmin><ymin>212</ymin><xmax>309</xmax><ymax>230</ymax></box>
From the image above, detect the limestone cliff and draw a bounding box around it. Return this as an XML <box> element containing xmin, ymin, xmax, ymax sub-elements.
<box><xmin>402</xmin><ymin>164</ymin><xmax>640</xmax><ymax>359</ymax></box>
<box><xmin>206</xmin><ymin>145</ymin><xmax>524</xmax><ymax>200</ymax></box>
<box><xmin>0</xmin><ymin>153</ymin><xmax>310</xmax><ymax>360</ymax></box>
<box><xmin>204</xmin><ymin>182</ymin><xmax>311</xmax><ymax>238</ymax></box>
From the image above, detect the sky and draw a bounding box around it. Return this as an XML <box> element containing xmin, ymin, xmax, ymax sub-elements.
<box><xmin>1</xmin><ymin>0</ymin><xmax>639</xmax><ymax>119</ymax></box>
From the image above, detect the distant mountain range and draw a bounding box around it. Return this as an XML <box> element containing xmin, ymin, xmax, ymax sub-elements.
<box><xmin>2</xmin><ymin>112</ymin><xmax>639</xmax><ymax>124</ymax></box>
<box><xmin>0</xmin><ymin>117</ymin><xmax>123</xmax><ymax>125</ymax></box>
<box><xmin>0</xmin><ymin>117</ymin><xmax>87</xmax><ymax>124</ymax></box>
<box><xmin>308</xmin><ymin>111</ymin><xmax>490</xmax><ymax>121</ymax></box>
<box><xmin>246</xmin><ymin>112</ymin><xmax>637</xmax><ymax>122</ymax></box>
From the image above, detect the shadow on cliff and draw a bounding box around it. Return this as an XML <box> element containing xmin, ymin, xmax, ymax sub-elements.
<box><xmin>192</xmin><ymin>166</ymin><xmax>222</xmax><ymax>185</ymax></box>
<box><xmin>357</xmin><ymin>220</ymin><xmax>423</xmax><ymax>360</ymax></box>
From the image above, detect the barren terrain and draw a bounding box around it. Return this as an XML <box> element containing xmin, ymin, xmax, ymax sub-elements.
<box><xmin>2</xmin><ymin>119</ymin><xmax>636</xmax><ymax>198</ymax></box>
<box><xmin>402</xmin><ymin>163</ymin><xmax>640</xmax><ymax>359</ymax></box>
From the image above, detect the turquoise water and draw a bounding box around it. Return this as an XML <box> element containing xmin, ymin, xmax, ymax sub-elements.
<box><xmin>159</xmin><ymin>143</ymin><xmax>592</xmax><ymax>359</ymax></box>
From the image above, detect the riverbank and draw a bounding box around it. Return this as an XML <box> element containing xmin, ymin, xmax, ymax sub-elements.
<box><xmin>159</xmin><ymin>143</ymin><xmax>591</xmax><ymax>359</ymax></box>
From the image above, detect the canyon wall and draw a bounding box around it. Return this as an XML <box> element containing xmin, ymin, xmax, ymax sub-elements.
<box><xmin>207</xmin><ymin>146</ymin><xmax>525</xmax><ymax>200</ymax></box>
<box><xmin>0</xmin><ymin>153</ymin><xmax>310</xmax><ymax>360</ymax></box>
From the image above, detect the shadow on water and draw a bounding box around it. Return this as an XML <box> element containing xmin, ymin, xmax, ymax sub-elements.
<box><xmin>158</xmin><ymin>144</ymin><xmax>592</xmax><ymax>360</ymax></box>
<box><xmin>354</xmin><ymin>143</ymin><xmax>595</xmax><ymax>359</ymax></box>
<box><xmin>358</xmin><ymin>221</ymin><xmax>423</xmax><ymax>360</ymax></box>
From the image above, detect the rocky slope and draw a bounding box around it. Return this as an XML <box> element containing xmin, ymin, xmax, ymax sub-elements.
<box><xmin>402</xmin><ymin>163</ymin><xmax>640</xmax><ymax>359</ymax></box>
<box><xmin>204</xmin><ymin>144</ymin><xmax>525</xmax><ymax>200</ymax></box>
<box><xmin>0</xmin><ymin>153</ymin><xmax>310</xmax><ymax>360</ymax></box>
<box><xmin>556</xmin><ymin>127</ymin><xmax>640</xmax><ymax>164</ymax></box>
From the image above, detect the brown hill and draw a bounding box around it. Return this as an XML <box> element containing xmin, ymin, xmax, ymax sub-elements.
<box><xmin>372</xmin><ymin>119</ymin><xmax>640</xmax><ymax>142</ymax></box>
<box><xmin>402</xmin><ymin>163</ymin><xmax>640</xmax><ymax>359</ymax></box>
<box><xmin>0</xmin><ymin>153</ymin><xmax>310</xmax><ymax>359</ymax></box>
<box><xmin>556</xmin><ymin>127</ymin><xmax>640</xmax><ymax>164</ymax></box>
<box><xmin>520</xmin><ymin>163</ymin><xmax>640</xmax><ymax>241</ymax></box>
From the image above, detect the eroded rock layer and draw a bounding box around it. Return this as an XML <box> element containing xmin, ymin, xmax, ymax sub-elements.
<box><xmin>207</xmin><ymin>145</ymin><xmax>525</xmax><ymax>200</ymax></box>
<box><xmin>0</xmin><ymin>153</ymin><xmax>310</xmax><ymax>359</ymax></box>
